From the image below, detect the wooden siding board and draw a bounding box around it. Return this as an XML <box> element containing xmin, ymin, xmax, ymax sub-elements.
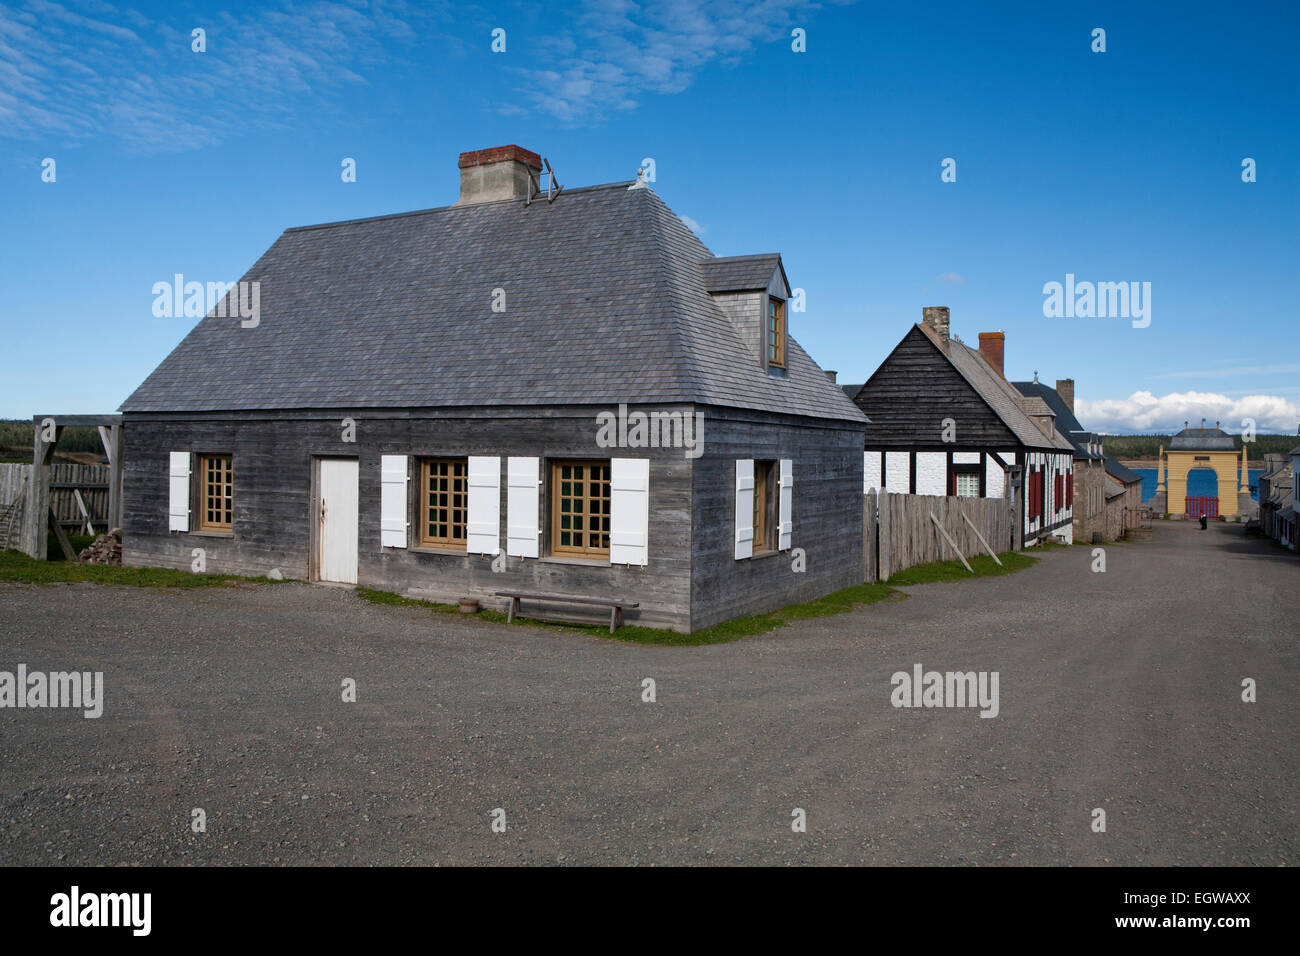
<box><xmin>688</xmin><ymin>409</ymin><xmax>863</xmax><ymax>630</ymax></box>
<box><xmin>122</xmin><ymin>409</ymin><xmax>695</xmax><ymax>630</ymax></box>
<box><xmin>852</xmin><ymin>326</ymin><xmax>1019</xmax><ymax>448</ymax></box>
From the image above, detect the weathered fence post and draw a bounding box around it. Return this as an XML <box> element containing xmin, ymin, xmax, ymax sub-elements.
<box><xmin>878</xmin><ymin>491</ymin><xmax>891</xmax><ymax>582</ymax></box>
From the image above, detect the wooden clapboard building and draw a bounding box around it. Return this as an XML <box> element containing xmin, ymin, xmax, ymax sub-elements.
<box><xmin>847</xmin><ymin>309</ymin><xmax>1075</xmax><ymax>545</ymax></box>
<box><xmin>118</xmin><ymin>145</ymin><xmax>867</xmax><ymax>633</ymax></box>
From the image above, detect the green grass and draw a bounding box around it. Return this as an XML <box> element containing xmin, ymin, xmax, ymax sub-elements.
<box><xmin>1</xmin><ymin>539</ymin><xmax>1045</xmax><ymax>644</ymax></box>
<box><xmin>359</xmin><ymin>581</ymin><xmax>901</xmax><ymax>646</ymax></box>
<box><xmin>0</xmin><ymin>549</ymin><xmax>290</xmax><ymax>588</ymax></box>
<box><xmin>884</xmin><ymin>550</ymin><xmax>1037</xmax><ymax>586</ymax></box>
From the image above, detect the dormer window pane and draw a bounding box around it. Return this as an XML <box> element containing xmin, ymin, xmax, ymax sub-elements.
<box><xmin>767</xmin><ymin>297</ymin><xmax>786</xmax><ymax>368</ymax></box>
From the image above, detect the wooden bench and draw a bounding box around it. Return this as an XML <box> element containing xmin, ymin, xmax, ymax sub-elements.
<box><xmin>495</xmin><ymin>591</ymin><xmax>639</xmax><ymax>634</ymax></box>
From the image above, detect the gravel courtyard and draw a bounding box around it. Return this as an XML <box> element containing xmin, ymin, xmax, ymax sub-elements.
<box><xmin>1</xmin><ymin>520</ymin><xmax>1295</xmax><ymax>866</ymax></box>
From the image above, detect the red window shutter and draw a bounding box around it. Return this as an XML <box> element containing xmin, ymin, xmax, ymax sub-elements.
<box><xmin>1067</xmin><ymin>473</ymin><xmax>1074</xmax><ymax>506</ymax></box>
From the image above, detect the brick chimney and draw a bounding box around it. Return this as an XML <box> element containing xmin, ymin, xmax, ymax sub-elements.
<box><xmin>922</xmin><ymin>306</ymin><xmax>950</xmax><ymax>343</ymax></box>
<box><xmin>456</xmin><ymin>145</ymin><xmax>542</xmax><ymax>205</ymax></box>
<box><xmin>1056</xmin><ymin>378</ymin><xmax>1075</xmax><ymax>414</ymax></box>
<box><xmin>978</xmin><ymin>331</ymin><xmax>1005</xmax><ymax>378</ymax></box>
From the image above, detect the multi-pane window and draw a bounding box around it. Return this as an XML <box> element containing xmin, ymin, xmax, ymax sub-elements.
<box><xmin>551</xmin><ymin>461</ymin><xmax>611</xmax><ymax>558</ymax></box>
<box><xmin>198</xmin><ymin>454</ymin><xmax>233</xmax><ymax>531</ymax></box>
<box><xmin>419</xmin><ymin>458</ymin><xmax>468</xmax><ymax>548</ymax></box>
<box><xmin>954</xmin><ymin>472</ymin><xmax>980</xmax><ymax>498</ymax></box>
<box><xmin>767</xmin><ymin>297</ymin><xmax>786</xmax><ymax>368</ymax></box>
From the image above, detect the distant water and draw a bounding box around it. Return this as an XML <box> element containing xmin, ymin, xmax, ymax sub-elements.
<box><xmin>1132</xmin><ymin>468</ymin><xmax>1263</xmax><ymax>503</ymax></box>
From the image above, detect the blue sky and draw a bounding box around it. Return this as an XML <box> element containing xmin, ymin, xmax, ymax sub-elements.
<box><xmin>1</xmin><ymin>0</ymin><xmax>1297</xmax><ymax>432</ymax></box>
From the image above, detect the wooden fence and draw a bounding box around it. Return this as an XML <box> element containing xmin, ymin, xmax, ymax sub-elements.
<box><xmin>0</xmin><ymin>462</ymin><xmax>111</xmax><ymax>550</ymax></box>
<box><xmin>864</xmin><ymin>490</ymin><xmax>1013</xmax><ymax>582</ymax></box>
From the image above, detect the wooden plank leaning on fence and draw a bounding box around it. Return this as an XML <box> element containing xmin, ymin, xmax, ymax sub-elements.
<box><xmin>929</xmin><ymin>511</ymin><xmax>973</xmax><ymax>573</ymax></box>
<box><xmin>47</xmin><ymin>507</ymin><xmax>76</xmax><ymax>561</ymax></box>
<box><xmin>961</xmin><ymin>510</ymin><xmax>1002</xmax><ymax>566</ymax></box>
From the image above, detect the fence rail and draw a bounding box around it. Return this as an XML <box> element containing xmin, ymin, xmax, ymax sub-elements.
<box><xmin>865</xmin><ymin>490</ymin><xmax>1013</xmax><ymax>582</ymax></box>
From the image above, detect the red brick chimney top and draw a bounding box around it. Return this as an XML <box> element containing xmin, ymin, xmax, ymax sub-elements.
<box><xmin>978</xmin><ymin>330</ymin><xmax>1005</xmax><ymax>378</ymax></box>
<box><xmin>458</xmin><ymin>145</ymin><xmax>542</xmax><ymax>170</ymax></box>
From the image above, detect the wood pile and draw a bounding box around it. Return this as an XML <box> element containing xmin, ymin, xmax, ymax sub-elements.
<box><xmin>79</xmin><ymin>528</ymin><xmax>122</xmax><ymax>565</ymax></box>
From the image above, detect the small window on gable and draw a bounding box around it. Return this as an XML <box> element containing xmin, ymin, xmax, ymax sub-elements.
<box><xmin>767</xmin><ymin>297</ymin><xmax>786</xmax><ymax>368</ymax></box>
<box><xmin>198</xmin><ymin>454</ymin><xmax>233</xmax><ymax>532</ymax></box>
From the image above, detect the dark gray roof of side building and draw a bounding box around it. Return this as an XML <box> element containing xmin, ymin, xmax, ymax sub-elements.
<box><xmin>1104</xmin><ymin>455</ymin><xmax>1142</xmax><ymax>484</ymax></box>
<box><xmin>120</xmin><ymin>183</ymin><xmax>864</xmax><ymax>424</ymax></box>
<box><xmin>1011</xmin><ymin>380</ymin><xmax>1103</xmax><ymax>459</ymax></box>
<box><xmin>841</xmin><ymin>383</ymin><xmax>863</xmax><ymax>402</ymax></box>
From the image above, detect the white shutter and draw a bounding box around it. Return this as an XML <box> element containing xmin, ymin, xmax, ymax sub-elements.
<box><xmin>609</xmin><ymin>458</ymin><xmax>649</xmax><ymax>566</ymax></box>
<box><xmin>168</xmin><ymin>451</ymin><xmax>190</xmax><ymax>532</ymax></box>
<box><xmin>778</xmin><ymin>458</ymin><xmax>793</xmax><ymax>550</ymax></box>
<box><xmin>466</xmin><ymin>455</ymin><xmax>501</xmax><ymax>555</ymax></box>
<box><xmin>506</xmin><ymin>456</ymin><xmax>540</xmax><ymax>558</ymax></box>
<box><xmin>380</xmin><ymin>454</ymin><xmax>408</xmax><ymax>548</ymax></box>
<box><xmin>734</xmin><ymin>459</ymin><xmax>754</xmax><ymax>560</ymax></box>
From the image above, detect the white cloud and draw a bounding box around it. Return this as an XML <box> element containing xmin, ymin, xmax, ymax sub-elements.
<box><xmin>1076</xmin><ymin>389</ymin><xmax>1300</xmax><ymax>434</ymax></box>
<box><xmin>0</xmin><ymin>0</ymin><xmax>444</xmax><ymax>153</ymax></box>
<box><xmin>680</xmin><ymin>214</ymin><xmax>706</xmax><ymax>234</ymax></box>
<box><xmin>512</xmin><ymin>0</ymin><xmax>847</xmax><ymax>124</ymax></box>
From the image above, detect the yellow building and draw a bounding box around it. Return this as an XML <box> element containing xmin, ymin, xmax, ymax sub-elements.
<box><xmin>1155</xmin><ymin>423</ymin><xmax>1246</xmax><ymax>517</ymax></box>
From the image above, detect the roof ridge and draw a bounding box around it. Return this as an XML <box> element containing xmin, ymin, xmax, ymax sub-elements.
<box><xmin>284</xmin><ymin>181</ymin><xmax>638</xmax><ymax>234</ymax></box>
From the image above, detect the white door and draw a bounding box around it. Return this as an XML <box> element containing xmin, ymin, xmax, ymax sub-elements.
<box><xmin>318</xmin><ymin>458</ymin><xmax>359</xmax><ymax>584</ymax></box>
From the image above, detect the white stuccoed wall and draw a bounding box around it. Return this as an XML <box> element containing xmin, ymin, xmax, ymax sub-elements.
<box><xmin>864</xmin><ymin>451</ymin><xmax>882</xmax><ymax>493</ymax></box>
<box><xmin>916</xmin><ymin>452</ymin><xmax>946</xmax><ymax>495</ymax></box>
<box><xmin>885</xmin><ymin>452</ymin><xmax>909</xmax><ymax>491</ymax></box>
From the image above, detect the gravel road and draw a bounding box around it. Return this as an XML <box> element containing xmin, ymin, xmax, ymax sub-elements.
<box><xmin>1</xmin><ymin>520</ymin><xmax>1295</xmax><ymax>865</ymax></box>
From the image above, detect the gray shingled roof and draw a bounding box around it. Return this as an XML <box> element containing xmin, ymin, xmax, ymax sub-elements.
<box><xmin>1011</xmin><ymin>380</ymin><xmax>1103</xmax><ymax>459</ymax></box>
<box><xmin>120</xmin><ymin>183</ymin><xmax>864</xmax><ymax>423</ymax></box>
<box><xmin>699</xmin><ymin>254</ymin><xmax>787</xmax><ymax>293</ymax></box>
<box><xmin>1169</xmin><ymin>427</ymin><xmax>1236</xmax><ymax>450</ymax></box>
<box><xmin>919</xmin><ymin>325</ymin><xmax>1073</xmax><ymax>451</ymax></box>
<box><xmin>1104</xmin><ymin>455</ymin><xmax>1142</xmax><ymax>485</ymax></box>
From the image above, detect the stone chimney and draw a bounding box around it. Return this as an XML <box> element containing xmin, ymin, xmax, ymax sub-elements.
<box><xmin>978</xmin><ymin>331</ymin><xmax>1005</xmax><ymax>377</ymax></box>
<box><xmin>922</xmin><ymin>307</ymin><xmax>950</xmax><ymax>343</ymax></box>
<box><xmin>456</xmin><ymin>145</ymin><xmax>542</xmax><ymax>205</ymax></box>
<box><xmin>1056</xmin><ymin>378</ymin><xmax>1075</xmax><ymax>414</ymax></box>
<box><xmin>824</xmin><ymin>370</ymin><xmax>838</xmax><ymax>384</ymax></box>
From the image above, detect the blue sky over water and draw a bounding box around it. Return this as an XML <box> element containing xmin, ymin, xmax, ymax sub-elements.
<box><xmin>1</xmin><ymin>0</ymin><xmax>1296</xmax><ymax>431</ymax></box>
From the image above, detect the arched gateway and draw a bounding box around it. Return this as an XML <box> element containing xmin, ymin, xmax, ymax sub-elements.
<box><xmin>1151</xmin><ymin>422</ymin><xmax>1248</xmax><ymax>518</ymax></box>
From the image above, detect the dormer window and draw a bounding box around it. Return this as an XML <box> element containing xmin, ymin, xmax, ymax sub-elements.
<box><xmin>767</xmin><ymin>297</ymin><xmax>786</xmax><ymax>368</ymax></box>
